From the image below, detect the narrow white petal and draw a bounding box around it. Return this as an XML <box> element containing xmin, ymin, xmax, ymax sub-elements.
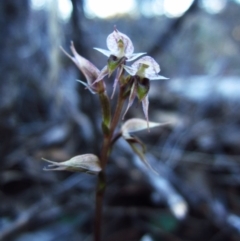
<box><xmin>127</xmin><ymin>52</ymin><xmax>146</xmax><ymax>62</ymax></box>
<box><xmin>122</xmin><ymin>81</ymin><xmax>137</xmax><ymax>120</ymax></box>
<box><xmin>93</xmin><ymin>47</ymin><xmax>111</xmax><ymax>57</ymax></box>
<box><xmin>149</xmin><ymin>75</ymin><xmax>169</xmax><ymax>80</ymax></box>
<box><xmin>111</xmin><ymin>66</ymin><xmax>123</xmax><ymax>99</ymax></box>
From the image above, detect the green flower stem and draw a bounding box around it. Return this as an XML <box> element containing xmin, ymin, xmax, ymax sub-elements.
<box><xmin>99</xmin><ymin>91</ymin><xmax>111</xmax><ymax>130</ymax></box>
<box><xmin>102</xmin><ymin>85</ymin><xmax>125</xmax><ymax>169</ymax></box>
<box><xmin>94</xmin><ymin>85</ymin><xmax>126</xmax><ymax>241</ymax></box>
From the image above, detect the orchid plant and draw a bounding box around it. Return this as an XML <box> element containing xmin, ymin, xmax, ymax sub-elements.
<box><xmin>43</xmin><ymin>27</ymin><xmax>167</xmax><ymax>241</ymax></box>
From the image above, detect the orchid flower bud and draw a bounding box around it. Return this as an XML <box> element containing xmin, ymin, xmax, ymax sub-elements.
<box><xmin>42</xmin><ymin>154</ymin><xmax>101</xmax><ymax>175</ymax></box>
<box><xmin>121</xmin><ymin>118</ymin><xmax>170</xmax><ymax>175</ymax></box>
<box><xmin>121</xmin><ymin>118</ymin><xmax>167</xmax><ymax>139</ymax></box>
<box><xmin>61</xmin><ymin>42</ymin><xmax>106</xmax><ymax>94</ymax></box>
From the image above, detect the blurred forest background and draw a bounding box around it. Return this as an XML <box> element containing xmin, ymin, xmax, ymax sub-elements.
<box><xmin>1</xmin><ymin>0</ymin><xmax>240</xmax><ymax>240</ymax></box>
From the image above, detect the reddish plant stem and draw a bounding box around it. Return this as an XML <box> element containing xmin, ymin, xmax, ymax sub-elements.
<box><xmin>94</xmin><ymin>171</ymin><xmax>105</xmax><ymax>241</ymax></box>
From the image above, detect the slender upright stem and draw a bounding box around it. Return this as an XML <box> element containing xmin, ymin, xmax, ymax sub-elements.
<box><xmin>94</xmin><ymin>171</ymin><xmax>105</xmax><ymax>241</ymax></box>
<box><xmin>94</xmin><ymin>86</ymin><xmax>125</xmax><ymax>241</ymax></box>
<box><xmin>102</xmin><ymin>86</ymin><xmax>125</xmax><ymax>168</ymax></box>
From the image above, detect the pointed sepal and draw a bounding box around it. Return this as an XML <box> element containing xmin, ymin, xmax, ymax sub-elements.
<box><xmin>122</xmin><ymin>80</ymin><xmax>137</xmax><ymax>120</ymax></box>
<box><xmin>127</xmin><ymin>139</ymin><xmax>158</xmax><ymax>175</ymax></box>
<box><xmin>142</xmin><ymin>95</ymin><xmax>150</xmax><ymax>129</ymax></box>
<box><xmin>76</xmin><ymin>79</ymin><xmax>97</xmax><ymax>94</ymax></box>
<box><xmin>111</xmin><ymin>66</ymin><xmax>123</xmax><ymax>99</ymax></box>
<box><xmin>91</xmin><ymin>66</ymin><xmax>108</xmax><ymax>85</ymax></box>
<box><xmin>99</xmin><ymin>92</ymin><xmax>111</xmax><ymax>128</ymax></box>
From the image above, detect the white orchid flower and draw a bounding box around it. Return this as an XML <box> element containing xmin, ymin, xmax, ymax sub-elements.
<box><xmin>94</xmin><ymin>27</ymin><xmax>145</xmax><ymax>62</ymax></box>
<box><xmin>93</xmin><ymin>27</ymin><xmax>146</xmax><ymax>98</ymax></box>
<box><xmin>123</xmin><ymin>56</ymin><xmax>168</xmax><ymax>128</ymax></box>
